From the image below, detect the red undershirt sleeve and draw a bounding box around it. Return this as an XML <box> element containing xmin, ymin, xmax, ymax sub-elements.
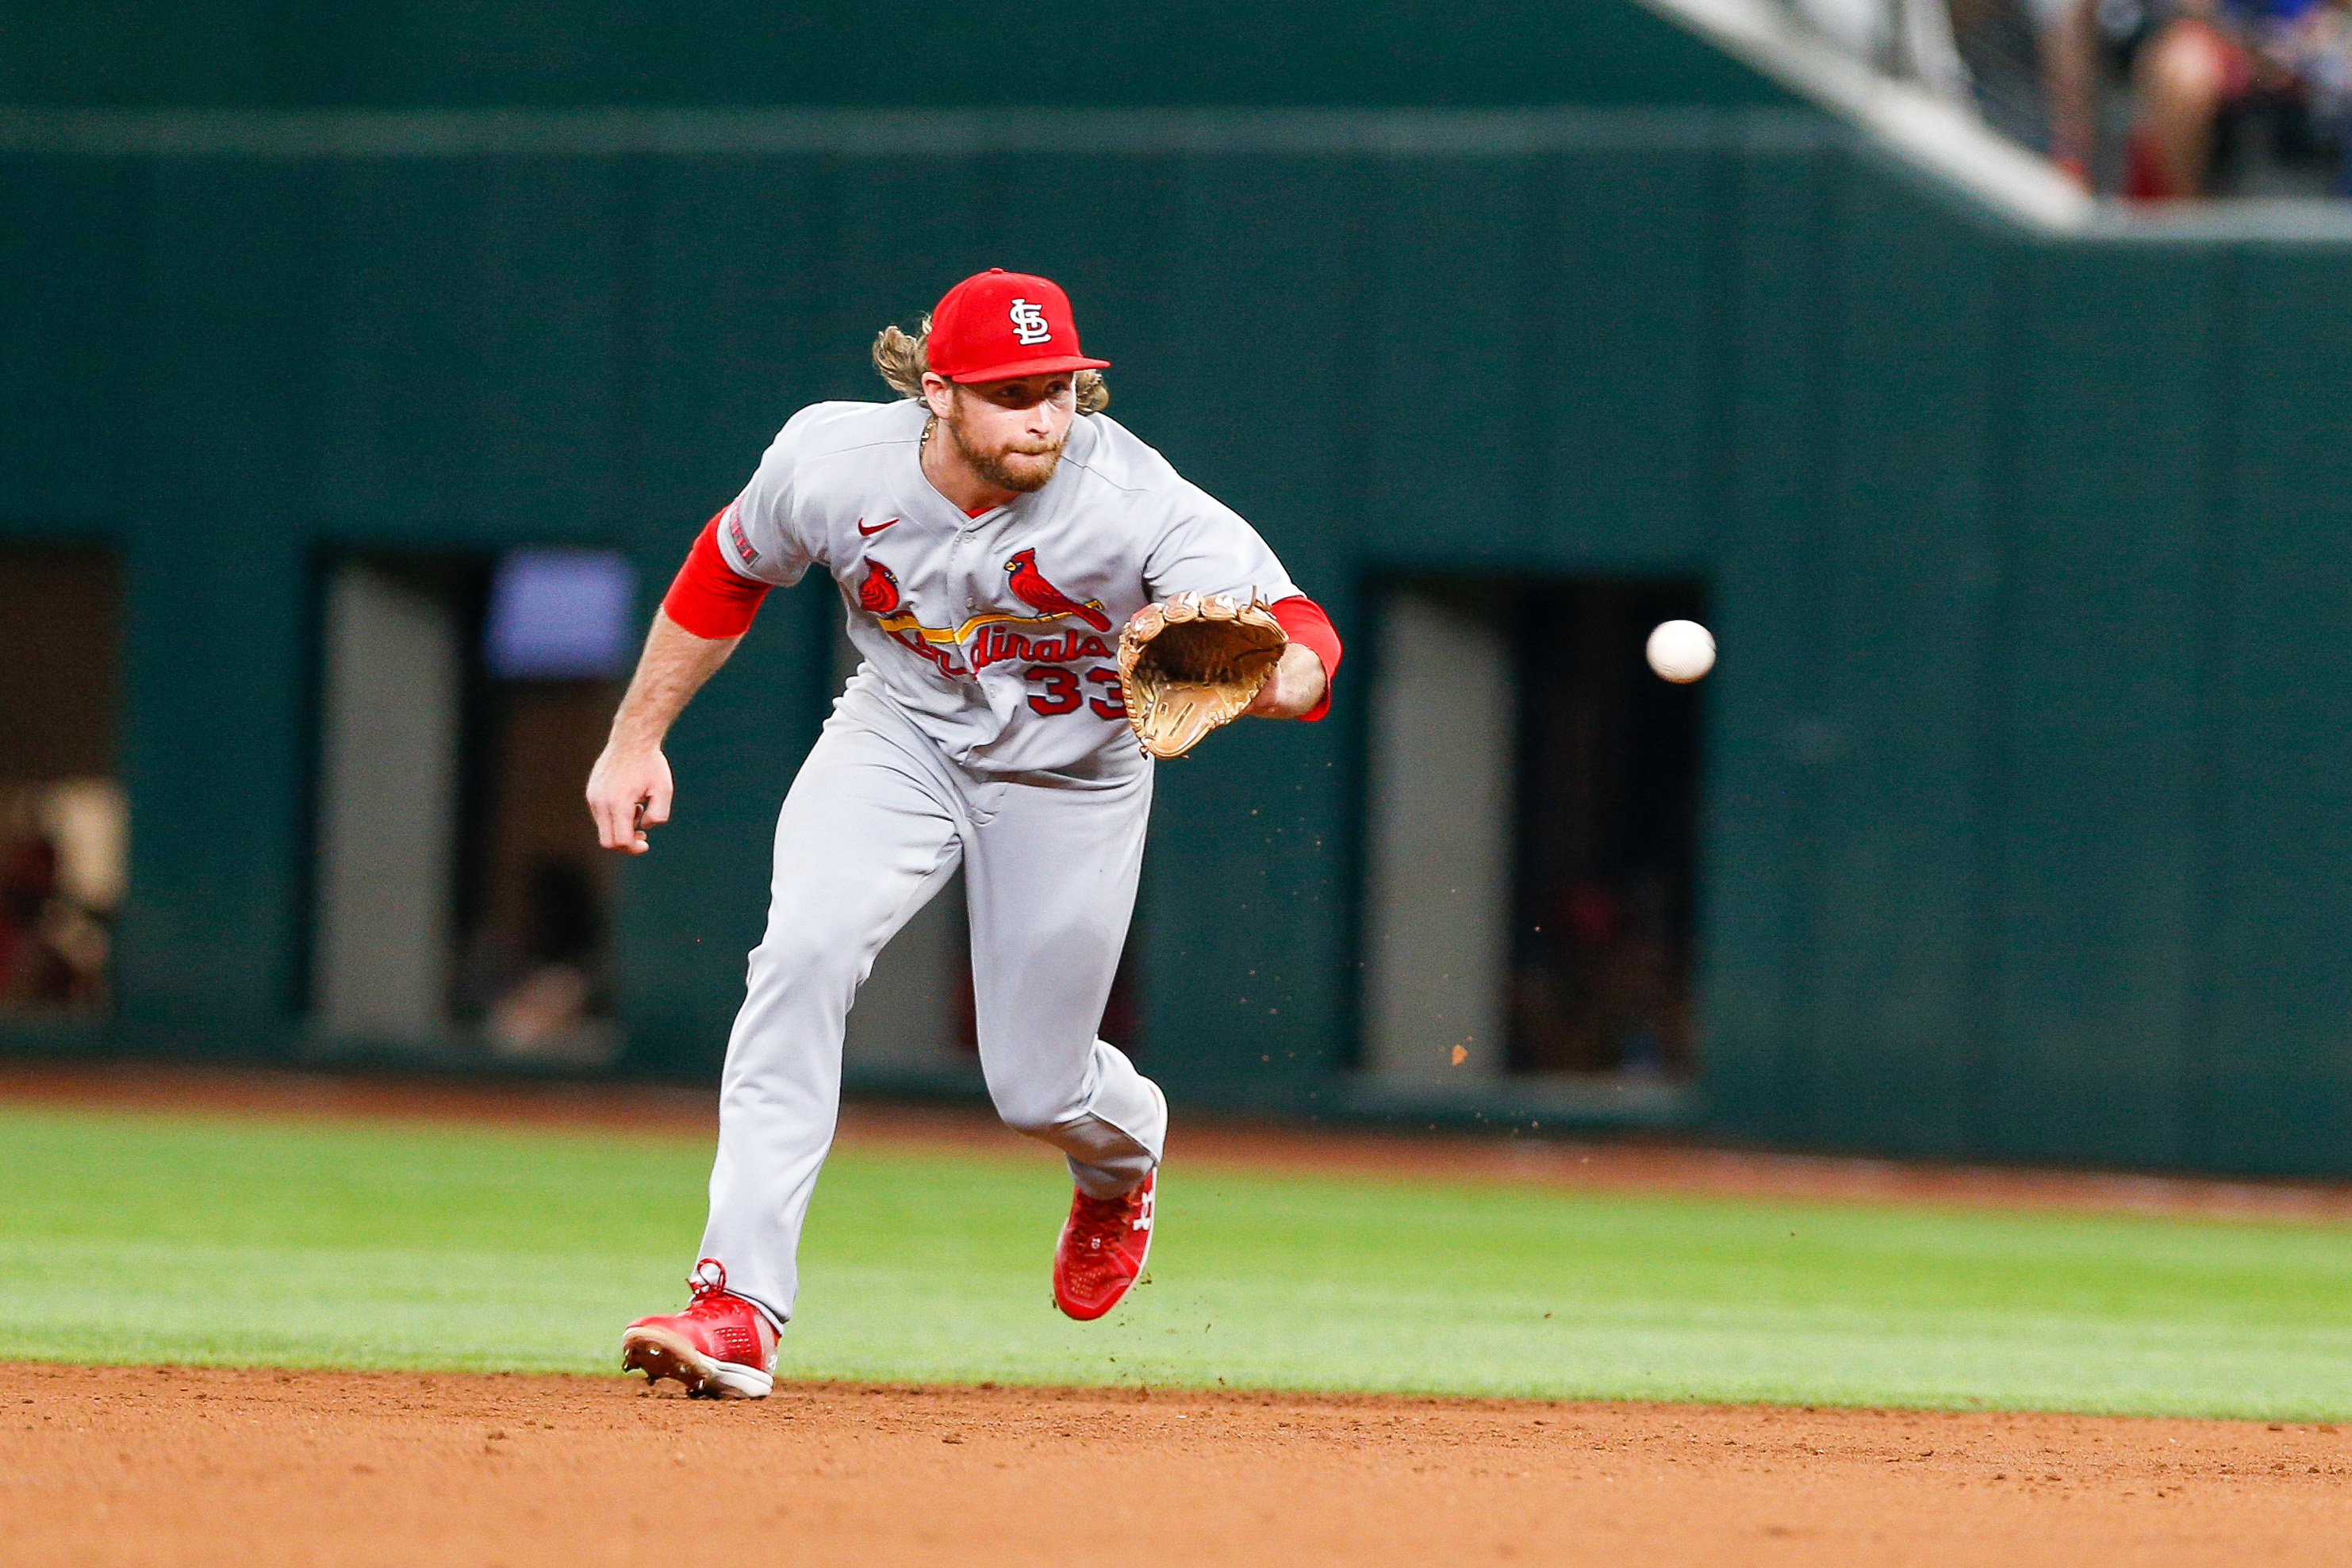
<box><xmin>661</xmin><ymin>510</ymin><xmax>771</xmax><ymax>639</ymax></box>
<box><xmin>1268</xmin><ymin>594</ymin><xmax>1342</xmax><ymax>723</ymax></box>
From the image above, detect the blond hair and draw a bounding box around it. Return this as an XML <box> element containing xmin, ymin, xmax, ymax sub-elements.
<box><xmin>873</xmin><ymin>314</ymin><xmax>1109</xmax><ymax>413</ymax></box>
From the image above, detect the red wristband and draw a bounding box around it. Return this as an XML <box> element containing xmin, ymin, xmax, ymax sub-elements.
<box><xmin>1268</xmin><ymin>594</ymin><xmax>1342</xmax><ymax>723</ymax></box>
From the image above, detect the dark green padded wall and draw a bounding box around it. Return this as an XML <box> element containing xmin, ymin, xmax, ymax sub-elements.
<box><xmin>0</xmin><ymin>2</ymin><xmax>1784</xmax><ymax>111</ymax></box>
<box><xmin>2210</xmin><ymin>248</ymin><xmax>2352</xmax><ymax>1172</ymax></box>
<box><xmin>1985</xmin><ymin>243</ymin><xmax>2215</xmax><ymax>1168</ymax></box>
<box><xmin>1700</xmin><ymin>136</ymin><xmax>1837</xmax><ymax>1141</ymax></box>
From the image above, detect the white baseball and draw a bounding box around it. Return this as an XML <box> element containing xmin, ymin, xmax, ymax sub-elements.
<box><xmin>1645</xmin><ymin>619</ymin><xmax>1715</xmax><ymax>684</ymax></box>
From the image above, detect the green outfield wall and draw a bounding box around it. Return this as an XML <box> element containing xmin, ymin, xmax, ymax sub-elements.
<box><xmin>0</xmin><ymin>1</ymin><xmax>1783</xmax><ymax>112</ymax></box>
<box><xmin>6</xmin><ymin>10</ymin><xmax>2352</xmax><ymax>1175</ymax></box>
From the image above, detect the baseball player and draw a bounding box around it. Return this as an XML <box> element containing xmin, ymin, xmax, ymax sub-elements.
<box><xmin>590</xmin><ymin>268</ymin><xmax>1341</xmax><ymax>1398</ymax></box>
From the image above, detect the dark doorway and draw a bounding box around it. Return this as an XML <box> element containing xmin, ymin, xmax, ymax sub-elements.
<box><xmin>1508</xmin><ymin>578</ymin><xmax>1705</xmax><ymax>1077</ymax></box>
<box><xmin>0</xmin><ymin>544</ymin><xmax>125</xmax><ymax>1018</ymax></box>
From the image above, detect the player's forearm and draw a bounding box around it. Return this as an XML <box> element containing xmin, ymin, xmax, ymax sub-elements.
<box><xmin>607</xmin><ymin>610</ymin><xmax>742</xmax><ymax>750</ymax></box>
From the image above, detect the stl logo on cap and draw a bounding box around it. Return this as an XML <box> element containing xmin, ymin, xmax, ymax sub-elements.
<box><xmin>1008</xmin><ymin>298</ymin><xmax>1052</xmax><ymax>346</ymax></box>
<box><xmin>927</xmin><ymin>267</ymin><xmax>1111</xmax><ymax>384</ymax></box>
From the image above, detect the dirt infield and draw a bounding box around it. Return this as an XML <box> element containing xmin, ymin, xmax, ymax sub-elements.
<box><xmin>12</xmin><ymin>1060</ymin><xmax>2352</xmax><ymax>1563</ymax></box>
<box><xmin>6</xmin><ymin>1363</ymin><xmax>2348</xmax><ymax>1567</ymax></box>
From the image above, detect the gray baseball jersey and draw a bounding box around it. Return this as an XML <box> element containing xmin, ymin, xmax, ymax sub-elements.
<box><xmin>717</xmin><ymin>398</ymin><xmax>1303</xmax><ymax>776</ymax></box>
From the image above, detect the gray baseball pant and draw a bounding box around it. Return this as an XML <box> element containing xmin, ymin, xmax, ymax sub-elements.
<box><xmin>696</xmin><ymin>682</ymin><xmax>1165</xmax><ymax>1328</ymax></box>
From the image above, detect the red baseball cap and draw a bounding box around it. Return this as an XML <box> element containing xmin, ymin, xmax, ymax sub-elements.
<box><xmin>926</xmin><ymin>268</ymin><xmax>1111</xmax><ymax>384</ymax></box>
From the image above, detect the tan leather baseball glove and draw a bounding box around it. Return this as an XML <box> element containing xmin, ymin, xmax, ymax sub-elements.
<box><xmin>1115</xmin><ymin>592</ymin><xmax>1289</xmax><ymax>758</ymax></box>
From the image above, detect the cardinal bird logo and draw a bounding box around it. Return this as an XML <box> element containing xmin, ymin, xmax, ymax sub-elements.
<box><xmin>1003</xmin><ymin>549</ymin><xmax>1111</xmax><ymax>631</ymax></box>
<box><xmin>858</xmin><ymin>560</ymin><xmax>901</xmax><ymax>615</ymax></box>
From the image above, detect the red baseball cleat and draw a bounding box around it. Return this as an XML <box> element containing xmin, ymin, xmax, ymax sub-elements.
<box><xmin>621</xmin><ymin>1259</ymin><xmax>778</xmax><ymax>1398</ymax></box>
<box><xmin>1052</xmin><ymin>1169</ymin><xmax>1156</xmax><ymax>1321</ymax></box>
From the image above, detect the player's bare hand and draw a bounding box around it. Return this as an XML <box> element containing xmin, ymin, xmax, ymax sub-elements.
<box><xmin>588</xmin><ymin>743</ymin><xmax>674</xmax><ymax>854</ymax></box>
<box><xmin>1246</xmin><ymin>642</ymin><xmax>1328</xmax><ymax>719</ymax></box>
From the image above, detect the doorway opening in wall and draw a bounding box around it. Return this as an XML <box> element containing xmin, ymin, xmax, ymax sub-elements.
<box><xmin>1507</xmin><ymin>579</ymin><xmax>1705</xmax><ymax>1080</ymax></box>
<box><xmin>307</xmin><ymin>549</ymin><xmax>635</xmax><ymax>1068</ymax></box>
<box><xmin>1359</xmin><ymin>574</ymin><xmax>1705</xmax><ymax>1106</ymax></box>
<box><xmin>0</xmin><ymin>543</ymin><xmax>125</xmax><ymax>1022</ymax></box>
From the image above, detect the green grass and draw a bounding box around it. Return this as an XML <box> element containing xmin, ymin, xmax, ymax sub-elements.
<box><xmin>2</xmin><ymin>1101</ymin><xmax>2350</xmax><ymax>1418</ymax></box>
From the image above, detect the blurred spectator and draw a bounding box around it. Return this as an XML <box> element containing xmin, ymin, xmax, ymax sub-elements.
<box><xmin>1830</xmin><ymin>0</ymin><xmax>2352</xmax><ymax>197</ymax></box>
<box><xmin>480</xmin><ymin>858</ymin><xmax>620</xmax><ymax>1066</ymax></box>
<box><xmin>2032</xmin><ymin>0</ymin><xmax>2105</xmax><ymax>182</ymax></box>
<box><xmin>1510</xmin><ymin>874</ymin><xmax>1692</xmax><ymax>1078</ymax></box>
<box><xmin>2126</xmin><ymin>0</ymin><xmax>2352</xmax><ymax>194</ymax></box>
<box><xmin>1</xmin><ymin>834</ymin><xmax>105</xmax><ymax>1009</ymax></box>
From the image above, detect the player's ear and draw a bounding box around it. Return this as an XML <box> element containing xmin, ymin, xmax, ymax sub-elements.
<box><xmin>919</xmin><ymin>372</ymin><xmax>957</xmax><ymax>420</ymax></box>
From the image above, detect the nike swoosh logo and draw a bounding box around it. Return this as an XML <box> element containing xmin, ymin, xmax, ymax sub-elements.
<box><xmin>857</xmin><ymin>517</ymin><xmax>899</xmax><ymax>536</ymax></box>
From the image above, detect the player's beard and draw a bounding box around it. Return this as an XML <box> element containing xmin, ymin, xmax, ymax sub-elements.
<box><xmin>944</xmin><ymin>408</ymin><xmax>1066</xmax><ymax>493</ymax></box>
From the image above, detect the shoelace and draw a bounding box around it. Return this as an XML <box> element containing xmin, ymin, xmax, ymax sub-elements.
<box><xmin>1064</xmin><ymin>1196</ymin><xmax>1138</xmax><ymax>1290</ymax></box>
<box><xmin>1071</xmin><ymin>1193</ymin><xmax>1131</xmax><ymax>1227</ymax></box>
<box><xmin>685</xmin><ymin>1258</ymin><xmax>733</xmax><ymax>1313</ymax></box>
<box><xmin>680</xmin><ymin>1259</ymin><xmax>770</xmax><ymax>1367</ymax></box>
